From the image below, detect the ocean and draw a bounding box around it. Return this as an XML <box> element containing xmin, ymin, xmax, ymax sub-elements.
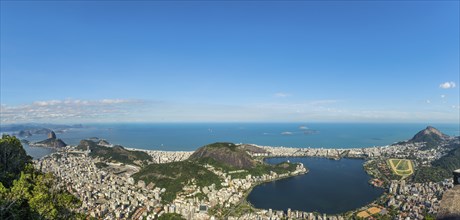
<box><xmin>13</xmin><ymin>123</ymin><xmax>460</xmax><ymax>157</ymax></box>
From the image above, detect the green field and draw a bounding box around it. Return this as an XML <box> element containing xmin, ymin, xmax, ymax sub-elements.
<box><xmin>388</xmin><ymin>159</ymin><xmax>414</xmax><ymax>177</ymax></box>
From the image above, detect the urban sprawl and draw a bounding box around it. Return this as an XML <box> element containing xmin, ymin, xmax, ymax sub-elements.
<box><xmin>37</xmin><ymin>140</ymin><xmax>456</xmax><ymax>220</ymax></box>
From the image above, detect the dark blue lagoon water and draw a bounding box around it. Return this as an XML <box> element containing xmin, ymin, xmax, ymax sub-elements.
<box><xmin>247</xmin><ymin>157</ymin><xmax>385</xmax><ymax>214</ymax></box>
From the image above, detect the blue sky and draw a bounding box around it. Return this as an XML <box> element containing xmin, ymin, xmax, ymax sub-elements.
<box><xmin>1</xmin><ymin>1</ymin><xmax>459</xmax><ymax>123</ymax></box>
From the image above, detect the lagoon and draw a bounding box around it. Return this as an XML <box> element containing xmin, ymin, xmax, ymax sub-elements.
<box><xmin>247</xmin><ymin>157</ymin><xmax>384</xmax><ymax>214</ymax></box>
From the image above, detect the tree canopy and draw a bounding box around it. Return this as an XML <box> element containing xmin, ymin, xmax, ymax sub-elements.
<box><xmin>0</xmin><ymin>135</ymin><xmax>83</xmax><ymax>219</ymax></box>
<box><xmin>0</xmin><ymin>135</ymin><xmax>32</xmax><ymax>187</ymax></box>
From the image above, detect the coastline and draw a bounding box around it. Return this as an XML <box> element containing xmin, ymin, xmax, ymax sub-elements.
<box><xmin>238</xmin><ymin>168</ymin><xmax>309</xmax><ymax>217</ymax></box>
<box><xmin>32</xmin><ymin>134</ymin><xmax>458</xmax><ymax>219</ymax></box>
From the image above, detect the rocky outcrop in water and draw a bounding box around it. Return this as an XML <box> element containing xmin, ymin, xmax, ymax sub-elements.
<box><xmin>31</xmin><ymin>131</ymin><xmax>67</xmax><ymax>148</ymax></box>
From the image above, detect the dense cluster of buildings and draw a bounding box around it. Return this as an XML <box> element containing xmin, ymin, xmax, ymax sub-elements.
<box><xmin>34</xmin><ymin>137</ymin><xmax>458</xmax><ymax>220</ymax></box>
<box><xmin>387</xmin><ymin>179</ymin><xmax>453</xmax><ymax>219</ymax></box>
<box><xmin>258</xmin><ymin>145</ymin><xmax>386</xmax><ymax>159</ymax></box>
<box><xmin>36</xmin><ymin>147</ymin><xmax>309</xmax><ymax>220</ymax></box>
<box><xmin>165</xmin><ymin>162</ymin><xmax>307</xmax><ymax>219</ymax></box>
<box><xmin>37</xmin><ymin>152</ymin><xmax>164</xmax><ymax>219</ymax></box>
<box><xmin>257</xmin><ymin>140</ymin><xmax>455</xmax><ymax>165</ymax></box>
<box><xmin>135</xmin><ymin>149</ymin><xmax>193</xmax><ymax>164</ymax></box>
<box><xmin>234</xmin><ymin>210</ymin><xmax>347</xmax><ymax>220</ymax></box>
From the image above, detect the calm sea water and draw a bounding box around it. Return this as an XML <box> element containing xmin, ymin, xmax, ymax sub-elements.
<box><xmin>23</xmin><ymin>144</ymin><xmax>56</xmax><ymax>159</ymax></box>
<box><xmin>18</xmin><ymin>123</ymin><xmax>460</xmax><ymax>154</ymax></box>
<box><xmin>247</xmin><ymin>157</ymin><xmax>385</xmax><ymax>214</ymax></box>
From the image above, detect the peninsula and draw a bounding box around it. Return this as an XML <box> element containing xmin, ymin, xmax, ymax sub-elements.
<box><xmin>30</xmin><ymin>131</ymin><xmax>67</xmax><ymax>148</ymax></box>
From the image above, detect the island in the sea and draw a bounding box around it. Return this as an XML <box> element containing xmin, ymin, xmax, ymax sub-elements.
<box><xmin>29</xmin><ymin>126</ymin><xmax>460</xmax><ymax>219</ymax></box>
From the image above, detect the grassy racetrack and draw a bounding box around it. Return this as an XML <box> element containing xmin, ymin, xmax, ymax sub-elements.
<box><xmin>388</xmin><ymin>159</ymin><xmax>414</xmax><ymax>177</ymax></box>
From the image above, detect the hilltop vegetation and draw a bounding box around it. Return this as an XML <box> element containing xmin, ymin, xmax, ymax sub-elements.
<box><xmin>76</xmin><ymin>139</ymin><xmax>151</xmax><ymax>166</ymax></box>
<box><xmin>0</xmin><ymin>135</ymin><xmax>32</xmax><ymax>187</ymax></box>
<box><xmin>133</xmin><ymin>142</ymin><xmax>301</xmax><ymax>203</ymax></box>
<box><xmin>432</xmin><ymin>145</ymin><xmax>460</xmax><ymax>172</ymax></box>
<box><xmin>190</xmin><ymin>142</ymin><xmax>298</xmax><ymax>176</ymax></box>
<box><xmin>0</xmin><ymin>135</ymin><xmax>83</xmax><ymax>219</ymax></box>
<box><xmin>189</xmin><ymin>142</ymin><xmax>255</xmax><ymax>169</ymax></box>
<box><xmin>413</xmin><ymin>137</ymin><xmax>460</xmax><ymax>182</ymax></box>
<box><xmin>132</xmin><ymin>160</ymin><xmax>222</xmax><ymax>203</ymax></box>
<box><xmin>388</xmin><ymin>126</ymin><xmax>460</xmax><ymax>182</ymax></box>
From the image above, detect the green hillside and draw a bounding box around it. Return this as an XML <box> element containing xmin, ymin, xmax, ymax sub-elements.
<box><xmin>132</xmin><ymin>160</ymin><xmax>222</xmax><ymax>203</ymax></box>
<box><xmin>76</xmin><ymin>139</ymin><xmax>152</xmax><ymax>166</ymax></box>
<box><xmin>189</xmin><ymin>142</ymin><xmax>256</xmax><ymax>169</ymax></box>
<box><xmin>414</xmin><ymin>143</ymin><xmax>460</xmax><ymax>182</ymax></box>
<box><xmin>133</xmin><ymin>142</ymin><xmax>302</xmax><ymax>203</ymax></box>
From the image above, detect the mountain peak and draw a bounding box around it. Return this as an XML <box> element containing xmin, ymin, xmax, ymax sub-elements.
<box><xmin>409</xmin><ymin>126</ymin><xmax>449</xmax><ymax>148</ymax></box>
<box><xmin>48</xmin><ymin>131</ymin><xmax>56</xmax><ymax>139</ymax></box>
<box><xmin>189</xmin><ymin>142</ymin><xmax>256</xmax><ymax>169</ymax></box>
<box><xmin>423</xmin><ymin>126</ymin><xmax>444</xmax><ymax>136</ymax></box>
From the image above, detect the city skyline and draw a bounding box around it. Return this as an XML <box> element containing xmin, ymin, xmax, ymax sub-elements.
<box><xmin>1</xmin><ymin>1</ymin><xmax>459</xmax><ymax>123</ymax></box>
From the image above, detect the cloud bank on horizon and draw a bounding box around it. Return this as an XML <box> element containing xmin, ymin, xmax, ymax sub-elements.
<box><xmin>0</xmin><ymin>99</ymin><xmax>143</xmax><ymax>123</ymax></box>
<box><xmin>1</xmin><ymin>92</ymin><xmax>458</xmax><ymax>123</ymax></box>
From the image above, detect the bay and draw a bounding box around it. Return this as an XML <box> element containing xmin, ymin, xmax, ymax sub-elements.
<box><xmin>11</xmin><ymin>123</ymin><xmax>459</xmax><ymax>158</ymax></box>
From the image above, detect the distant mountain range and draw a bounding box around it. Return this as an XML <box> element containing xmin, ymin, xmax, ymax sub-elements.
<box><xmin>0</xmin><ymin>123</ymin><xmax>84</xmax><ymax>138</ymax></box>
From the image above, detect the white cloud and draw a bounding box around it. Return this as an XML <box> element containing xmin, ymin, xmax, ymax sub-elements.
<box><xmin>309</xmin><ymin>100</ymin><xmax>339</xmax><ymax>105</ymax></box>
<box><xmin>0</xmin><ymin>99</ymin><xmax>142</xmax><ymax>123</ymax></box>
<box><xmin>101</xmin><ymin>99</ymin><xmax>132</xmax><ymax>104</ymax></box>
<box><xmin>33</xmin><ymin>100</ymin><xmax>62</xmax><ymax>106</ymax></box>
<box><xmin>441</xmin><ymin>94</ymin><xmax>446</xmax><ymax>99</ymax></box>
<box><xmin>426</xmin><ymin>100</ymin><xmax>431</xmax><ymax>104</ymax></box>
<box><xmin>439</xmin><ymin>81</ymin><xmax>456</xmax><ymax>89</ymax></box>
<box><xmin>1</xmin><ymin>98</ymin><xmax>459</xmax><ymax>123</ymax></box>
<box><xmin>274</xmin><ymin>92</ymin><xmax>291</xmax><ymax>98</ymax></box>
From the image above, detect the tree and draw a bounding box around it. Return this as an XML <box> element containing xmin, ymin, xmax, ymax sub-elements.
<box><xmin>0</xmin><ymin>135</ymin><xmax>32</xmax><ymax>187</ymax></box>
<box><xmin>0</xmin><ymin>135</ymin><xmax>83</xmax><ymax>219</ymax></box>
<box><xmin>158</xmin><ymin>213</ymin><xmax>186</xmax><ymax>220</ymax></box>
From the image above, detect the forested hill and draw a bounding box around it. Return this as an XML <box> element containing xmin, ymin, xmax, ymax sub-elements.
<box><xmin>0</xmin><ymin>135</ymin><xmax>83</xmax><ymax>219</ymax></box>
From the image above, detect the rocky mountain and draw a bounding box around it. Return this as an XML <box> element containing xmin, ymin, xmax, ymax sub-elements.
<box><xmin>403</xmin><ymin>126</ymin><xmax>451</xmax><ymax>150</ymax></box>
<box><xmin>189</xmin><ymin>142</ymin><xmax>256</xmax><ymax>169</ymax></box>
<box><xmin>48</xmin><ymin>131</ymin><xmax>57</xmax><ymax>139</ymax></box>
<box><xmin>32</xmin><ymin>131</ymin><xmax>67</xmax><ymax>148</ymax></box>
<box><xmin>410</xmin><ymin>126</ymin><xmax>449</xmax><ymax>143</ymax></box>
